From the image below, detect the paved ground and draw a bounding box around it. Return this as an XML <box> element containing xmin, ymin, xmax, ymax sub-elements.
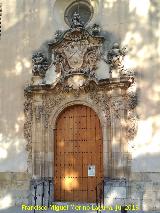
<box><xmin>0</xmin><ymin>203</ymin><xmax>158</xmax><ymax>213</ymax></box>
<box><xmin>0</xmin><ymin>206</ymin><xmax>159</xmax><ymax>213</ymax></box>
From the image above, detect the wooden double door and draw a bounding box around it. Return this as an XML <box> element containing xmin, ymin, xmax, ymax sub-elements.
<box><xmin>54</xmin><ymin>105</ymin><xmax>103</xmax><ymax>202</ymax></box>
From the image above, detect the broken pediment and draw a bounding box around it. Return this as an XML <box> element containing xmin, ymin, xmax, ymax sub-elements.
<box><xmin>31</xmin><ymin>13</ymin><xmax>134</xmax><ymax>89</ymax></box>
<box><xmin>30</xmin><ymin>13</ymin><xmax>107</xmax><ymax>87</ymax></box>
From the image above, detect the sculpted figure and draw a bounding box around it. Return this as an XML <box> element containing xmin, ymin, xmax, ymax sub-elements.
<box><xmin>91</xmin><ymin>24</ymin><xmax>101</xmax><ymax>36</ymax></box>
<box><xmin>54</xmin><ymin>54</ymin><xmax>65</xmax><ymax>75</ymax></box>
<box><xmin>107</xmin><ymin>43</ymin><xmax>127</xmax><ymax>76</ymax></box>
<box><xmin>108</xmin><ymin>43</ymin><xmax>126</xmax><ymax>68</ymax></box>
<box><xmin>32</xmin><ymin>52</ymin><xmax>49</xmax><ymax>77</ymax></box>
<box><xmin>71</xmin><ymin>12</ymin><xmax>84</xmax><ymax>28</ymax></box>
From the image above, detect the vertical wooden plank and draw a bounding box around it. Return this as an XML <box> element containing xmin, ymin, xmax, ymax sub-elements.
<box><xmin>54</xmin><ymin>105</ymin><xmax>103</xmax><ymax>202</ymax></box>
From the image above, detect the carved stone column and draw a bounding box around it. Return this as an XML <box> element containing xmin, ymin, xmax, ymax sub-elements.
<box><xmin>32</xmin><ymin>93</ymin><xmax>44</xmax><ymax>178</ymax></box>
<box><xmin>110</xmin><ymin>88</ymin><xmax>128</xmax><ymax>179</ymax></box>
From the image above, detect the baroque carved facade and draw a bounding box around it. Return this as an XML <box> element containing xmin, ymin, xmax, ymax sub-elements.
<box><xmin>24</xmin><ymin>14</ymin><xmax>137</xmax><ymax>183</ymax></box>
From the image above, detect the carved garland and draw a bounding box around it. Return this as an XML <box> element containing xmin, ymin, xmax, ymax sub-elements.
<box><xmin>24</xmin><ymin>89</ymin><xmax>33</xmax><ymax>173</ymax></box>
<box><xmin>40</xmin><ymin>85</ymin><xmax>112</xmax><ymax>130</ymax></box>
<box><xmin>126</xmin><ymin>81</ymin><xmax>138</xmax><ymax>141</ymax></box>
<box><xmin>89</xmin><ymin>91</ymin><xmax>111</xmax><ymax>122</ymax></box>
<box><xmin>42</xmin><ymin>91</ymin><xmax>66</xmax><ymax>128</ymax></box>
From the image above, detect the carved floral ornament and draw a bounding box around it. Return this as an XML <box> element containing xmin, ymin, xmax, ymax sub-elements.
<box><xmin>24</xmin><ymin>90</ymin><xmax>33</xmax><ymax>173</ymax></box>
<box><xmin>25</xmin><ymin>13</ymin><xmax>138</xmax><ymax>173</ymax></box>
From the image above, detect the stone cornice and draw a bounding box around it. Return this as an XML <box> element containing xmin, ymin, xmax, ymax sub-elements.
<box><xmin>25</xmin><ymin>77</ymin><xmax>133</xmax><ymax>94</ymax></box>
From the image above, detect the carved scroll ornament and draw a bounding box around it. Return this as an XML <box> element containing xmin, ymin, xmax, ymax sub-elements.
<box><xmin>52</xmin><ymin>32</ymin><xmax>103</xmax><ymax>78</ymax></box>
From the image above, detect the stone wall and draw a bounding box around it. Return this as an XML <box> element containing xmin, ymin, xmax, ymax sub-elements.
<box><xmin>0</xmin><ymin>172</ymin><xmax>30</xmax><ymax>209</ymax></box>
<box><xmin>0</xmin><ymin>0</ymin><xmax>160</xmax><ymax>210</ymax></box>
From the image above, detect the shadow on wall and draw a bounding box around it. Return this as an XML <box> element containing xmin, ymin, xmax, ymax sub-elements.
<box><xmin>0</xmin><ymin>0</ymin><xmax>160</xmax><ymax>172</ymax></box>
<box><xmin>100</xmin><ymin>0</ymin><xmax>160</xmax><ymax>170</ymax></box>
<box><xmin>0</xmin><ymin>0</ymin><xmax>56</xmax><ymax>171</ymax></box>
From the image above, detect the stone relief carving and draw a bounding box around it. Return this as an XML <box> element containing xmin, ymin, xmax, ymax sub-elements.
<box><xmin>24</xmin><ymin>12</ymin><xmax>139</xmax><ymax>177</ymax></box>
<box><xmin>127</xmin><ymin>110</ymin><xmax>138</xmax><ymax>141</ymax></box>
<box><xmin>108</xmin><ymin>43</ymin><xmax>126</xmax><ymax>65</ymax></box>
<box><xmin>56</xmin><ymin>74</ymin><xmax>99</xmax><ymax>96</ymax></box>
<box><xmin>111</xmin><ymin>97</ymin><xmax>125</xmax><ymax>119</ymax></box>
<box><xmin>45</xmin><ymin>14</ymin><xmax>104</xmax><ymax>90</ymax></box>
<box><xmin>35</xmin><ymin>105</ymin><xmax>43</xmax><ymax>121</ymax></box>
<box><xmin>127</xmin><ymin>81</ymin><xmax>138</xmax><ymax>109</ymax></box>
<box><xmin>24</xmin><ymin>89</ymin><xmax>33</xmax><ymax>173</ymax></box>
<box><xmin>89</xmin><ymin>90</ymin><xmax>111</xmax><ymax>122</ymax></box>
<box><xmin>88</xmin><ymin>24</ymin><xmax>101</xmax><ymax>36</ymax></box>
<box><xmin>71</xmin><ymin>12</ymin><xmax>84</xmax><ymax>28</ymax></box>
<box><xmin>32</xmin><ymin>52</ymin><xmax>49</xmax><ymax>78</ymax></box>
<box><xmin>42</xmin><ymin>92</ymin><xmax>66</xmax><ymax>128</ymax></box>
<box><xmin>126</xmin><ymin>80</ymin><xmax>138</xmax><ymax>141</ymax></box>
<box><xmin>102</xmin><ymin>42</ymin><xmax>134</xmax><ymax>78</ymax></box>
<box><xmin>54</xmin><ymin>30</ymin><xmax>63</xmax><ymax>41</ymax></box>
<box><xmin>107</xmin><ymin>43</ymin><xmax>127</xmax><ymax>76</ymax></box>
<box><xmin>67</xmin><ymin>75</ymin><xmax>86</xmax><ymax>90</ymax></box>
<box><xmin>52</xmin><ymin>31</ymin><xmax>103</xmax><ymax>79</ymax></box>
<box><xmin>40</xmin><ymin>86</ymin><xmax>112</xmax><ymax>129</ymax></box>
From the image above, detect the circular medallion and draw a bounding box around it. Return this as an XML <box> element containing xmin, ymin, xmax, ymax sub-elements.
<box><xmin>64</xmin><ymin>0</ymin><xmax>94</xmax><ymax>27</ymax></box>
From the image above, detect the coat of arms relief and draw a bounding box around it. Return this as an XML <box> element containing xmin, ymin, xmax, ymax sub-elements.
<box><xmin>31</xmin><ymin>12</ymin><xmax>134</xmax><ymax>89</ymax></box>
<box><xmin>47</xmin><ymin>15</ymin><xmax>104</xmax><ymax>90</ymax></box>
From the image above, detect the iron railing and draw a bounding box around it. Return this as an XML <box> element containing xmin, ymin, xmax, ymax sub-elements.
<box><xmin>32</xmin><ymin>178</ymin><xmax>52</xmax><ymax>213</ymax></box>
<box><xmin>95</xmin><ymin>179</ymin><xmax>105</xmax><ymax>213</ymax></box>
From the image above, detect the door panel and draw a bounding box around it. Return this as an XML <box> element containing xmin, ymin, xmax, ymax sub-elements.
<box><xmin>54</xmin><ymin>105</ymin><xmax>103</xmax><ymax>202</ymax></box>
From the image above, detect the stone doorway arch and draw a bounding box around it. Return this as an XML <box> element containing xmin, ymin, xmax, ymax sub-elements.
<box><xmin>24</xmin><ymin>15</ymin><xmax>137</xmax><ymax>204</ymax></box>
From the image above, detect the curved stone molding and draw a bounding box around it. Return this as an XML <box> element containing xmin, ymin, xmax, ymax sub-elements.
<box><xmin>41</xmin><ymin>83</ymin><xmax>112</xmax><ymax>130</ymax></box>
<box><xmin>43</xmin><ymin>92</ymin><xmax>66</xmax><ymax>128</ymax></box>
